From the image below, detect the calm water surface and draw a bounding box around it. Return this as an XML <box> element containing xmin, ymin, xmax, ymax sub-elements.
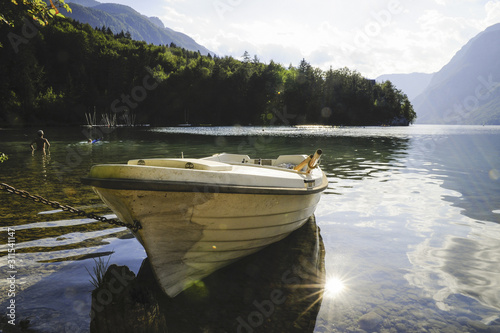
<box><xmin>1</xmin><ymin>125</ymin><xmax>499</xmax><ymax>332</ymax></box>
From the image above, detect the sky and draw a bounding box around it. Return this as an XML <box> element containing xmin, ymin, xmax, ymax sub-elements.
<box><xmin>101</xmin><ymin>0</ymin><xmax>500</xmax><ymax>78</ymax></box>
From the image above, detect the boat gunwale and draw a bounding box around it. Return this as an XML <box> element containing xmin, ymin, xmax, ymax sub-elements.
<box><xmin>81</xmin><ymin>177</ymin><xmax>328</xmax><ymax>195</ymax></box>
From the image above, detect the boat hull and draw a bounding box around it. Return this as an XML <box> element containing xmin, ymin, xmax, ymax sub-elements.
<box><xmin>92</xmin><ymin>187</ymin><xmax>322</xmax><ymax>297</ymax></box>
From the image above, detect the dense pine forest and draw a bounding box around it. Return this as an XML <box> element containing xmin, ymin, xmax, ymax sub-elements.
<box><xmin>0</xmin><ymin>17</ymin><xmax>416</xmax><ymax>127</ymax></box>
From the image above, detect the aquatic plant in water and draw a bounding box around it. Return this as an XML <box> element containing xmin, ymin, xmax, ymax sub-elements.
<box><xmin>86</xmin><ymin>255</ymin><xmax>112</xmax><ymax>289</ymax></box>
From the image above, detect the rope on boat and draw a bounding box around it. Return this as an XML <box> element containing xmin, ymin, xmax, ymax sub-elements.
<box><xmin>0</xmin><ymin>182</ymin><xmax>142</xmax><ymax>232</ymax></box>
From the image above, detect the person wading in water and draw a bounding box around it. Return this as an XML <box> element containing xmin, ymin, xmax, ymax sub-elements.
<box><xmin>30</xmin><ymin>130</ymin><xmax>50</xmax><ymax>154</ymax></box>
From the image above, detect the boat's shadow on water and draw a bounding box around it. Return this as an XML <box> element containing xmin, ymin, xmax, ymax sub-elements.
<box><xmin>90</xmin><ymin>216</ymin><xmax>325</xmax><ymax>333</ymax></box>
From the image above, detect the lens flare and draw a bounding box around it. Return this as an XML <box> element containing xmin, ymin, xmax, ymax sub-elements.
<box><xmin>489</xmin><ymin>169</ymin><xmax>500</xmax><ymax>180</ymax></box>
<box><xmin>324</xmin><ymin>277</ymin><xmax>345</xmax><ymax>297</ymax></box>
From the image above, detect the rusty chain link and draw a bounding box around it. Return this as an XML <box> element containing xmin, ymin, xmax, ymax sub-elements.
<box><xmin>0</xmin><ymin>182</ymin><xmax>141</xmax><ymax>232</ymax></box>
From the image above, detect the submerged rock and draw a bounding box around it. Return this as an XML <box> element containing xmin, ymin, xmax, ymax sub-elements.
<box><xmin>358</xmin><ymin>311</ymin><xmax>383</xmax><ymax>331</ymax></box>
<box><xmin>468</xmin><ymin>320</ymin><xmax>490</xmax><ymax>332</ymax></box>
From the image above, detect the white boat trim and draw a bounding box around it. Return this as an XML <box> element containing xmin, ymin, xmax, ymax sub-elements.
<box><xmin>82</xmin><ymin>177</ymin><xmax>327</xmax><ymax>195</ymax></box>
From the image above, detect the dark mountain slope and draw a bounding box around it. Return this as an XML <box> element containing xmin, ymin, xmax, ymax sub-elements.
<box><xmin>64</xmin><ymin>1</ymin><xmax>212</xmax><ymax>55</ymax></box>
<box><xmin>412</xmin><ymin>23</ymin><xmax>500</xmax><ymax>124</ymax></box>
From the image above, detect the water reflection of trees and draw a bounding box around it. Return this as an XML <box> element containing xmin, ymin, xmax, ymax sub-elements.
<box><xmin>90</xmin><ymin>217</ymin><xmax>325</xmax><ymax>333</ymax></box>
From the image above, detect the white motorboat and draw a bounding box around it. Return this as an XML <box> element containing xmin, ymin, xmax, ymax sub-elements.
<box><xmin>82</xmin><ymin>150</ymin><xmax>328</xmax><ymax>297</ymax></box>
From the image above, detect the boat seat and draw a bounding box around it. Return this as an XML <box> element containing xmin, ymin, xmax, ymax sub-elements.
<box><xmin>203</xmin><ymin>153</ymin><xmax>252</xmax><ymax>164</ymax></box>
<box><xmin>127</xmin><ymin>158</ymin><xmax>233</xmax><ymax>171</ymax></box>
<box><xmin>275</xmin><ymin>155</ymin><xmax>309</xmax><ymax>166</ymax></box>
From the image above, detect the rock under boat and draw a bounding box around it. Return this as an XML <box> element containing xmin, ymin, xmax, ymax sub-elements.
<box><xmin>82</xmin><ymin>150</ymin><xmax>328</xmax><ymax>297</ymax></box>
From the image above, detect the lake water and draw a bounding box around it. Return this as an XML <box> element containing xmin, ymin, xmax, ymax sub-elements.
<box><xmin>1</xmin><ymin>125</ymin><xmax>499</xmax><ymax>332</ymax></box>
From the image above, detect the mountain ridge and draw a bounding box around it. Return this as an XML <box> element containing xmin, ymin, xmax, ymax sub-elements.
<box><xmin>376</xmin><ymin>72</ymin><xmax>434</xmax><ymax>100</ymax></box>
<box><xmin>64</xmin><ymin>0</ymin><xmax>212</xmax><ymax>55</ymax></box>
<box><xmin>411</xmin><ymin>23</ymin><xmax>500</xmax><ymax>124</ymax></box>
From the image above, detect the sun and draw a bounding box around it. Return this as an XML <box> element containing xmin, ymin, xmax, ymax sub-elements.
<box><xmin>324</xmin><ymin>276</ymin><xmax>345</xmax><ymax>297</ymax></box>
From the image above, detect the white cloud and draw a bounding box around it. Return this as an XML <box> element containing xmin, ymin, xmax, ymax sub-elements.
<box><xmin>104</xmin><ymin>0</ymin><xmax>500</xmax><ymax>77</ymax></box>
<box><xmin>485</xmin><ymin>0</ymin><xmax>500</xmax><ymax>25</ymax></box>
<box><xmin>160</xmin><ymin>6</ymin><xmax>192</xmax><ymax>27</ymax></box>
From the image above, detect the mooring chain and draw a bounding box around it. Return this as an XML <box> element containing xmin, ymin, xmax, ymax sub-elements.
<box><xmin>0</xmin><ymin>183</ymin><xmax>142</xmax><ymax>232</ymax></box>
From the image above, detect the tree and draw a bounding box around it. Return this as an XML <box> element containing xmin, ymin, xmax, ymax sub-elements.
<box><xmin>0</xmin><ymin>15</ymin><xmax>417</xmax><ymax>127</ymax></box>
<box><xmin>401</xmin><ymin>95</ymin><xmax>416</xmax><ymax>123</ymax></box>
<box><xmin>0</xmin><ymin>0</ymin><xmax>71</xmax><ymax>28</ymax></box>
<box><xmin>242</xmin><ymin>51</ymin><xmax>251</xmax><ymax>63</ymax></box>
<box><xmin>0</xmin><ymin>0</ymin><xmax>72</xmax><ymax>156</ymax></box>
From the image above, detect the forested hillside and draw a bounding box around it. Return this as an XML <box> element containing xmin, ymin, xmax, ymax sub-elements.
<box><xmin>0</xmin><ymin>18</ymin><xmax>415</xmax><ymax>127</ymax></box>
<box><xmin>64</xmin><ymin>2</ymin><xmax>212</xmax><ymax>55</ymax></box>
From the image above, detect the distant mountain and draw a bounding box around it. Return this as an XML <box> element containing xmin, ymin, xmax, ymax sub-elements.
<box><xmin>148</xmin><ymin>16</ymin><xmax>165</xmax><ymax>29</ymax></box>
<box><xmin>63</xmin><ymin>0</ymin><xmax>212</xmax><ymax>55</ymax></box>
<box><xmin>376</xmin><ymin>72</ymin><xmax>434</xmax><ymax>100</ymax></box>
<box><xmin>412</xmin><ymin>23</ymin><xmax>500</xmax><ymax>124</ymax></box>
<box><xmin>67</xmin><ymin>0</ymin><xmax>100</xmax><ymax>6</ymax></box>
